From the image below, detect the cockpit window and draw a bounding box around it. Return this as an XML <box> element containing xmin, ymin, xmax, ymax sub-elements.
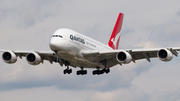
<box><xmin>52</xmin><ymin>35</ymin><xmax>63</xmax><ymax>38</ymax></box>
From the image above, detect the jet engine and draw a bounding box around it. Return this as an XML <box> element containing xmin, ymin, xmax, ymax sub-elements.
<box><xmin>116</xmin><ymin>51</ymin><xmax>132</xmax><ymax>64</ymax></box>
<box><xmin>157</xmin><ymin>49</ymin><xmax>173</xmax><ymax>62</ymax></box>
<box><xmin>26</xmin><ymin>52</ymin><xmax>42</xmax><ymax>65</ymax></box>
<box><xmin>2</xmin><ymin>51</ymin><xmax>17</xmax><ymax>64</ymax></box>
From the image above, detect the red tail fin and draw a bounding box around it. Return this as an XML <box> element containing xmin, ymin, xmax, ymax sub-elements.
<box><xmin>108</xmin><ymin>13</ymin><xmax>124</xmax><ymax>50</ymax></box>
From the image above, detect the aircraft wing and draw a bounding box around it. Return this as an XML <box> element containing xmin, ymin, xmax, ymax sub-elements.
<box><xmin>0</xmin><ymin>50</ymin><xmax>57</xmax><ymax>64</ymax></box>
<box><xmin>82</xmin><ymin>47</ymin><xmax>180</xmax><ymax>67</ymax></box>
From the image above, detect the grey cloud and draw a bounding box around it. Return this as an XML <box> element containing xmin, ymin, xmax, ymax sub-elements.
<box><xmin>177</xmin><ymin>11</ymin><xmax>180</xmax><ymax>17</ymax></box>
<box><xmin>0</xmin><ymin>0</ymin><xmax>61</xmax><ymax>28</ymax></box>
<box><xmin>121</xmin><ymin>27</ymin><xmax>134</xmax><ymax>36</ymax></box>
<box><xmin>149</xmin><ymin>89</ymin><xmax>180</xmax><ymax>101</ymax></box>
<box><xmin>0</xmin><ymin>66</ymin><xmax>132</xmax><ymax>91</ymax></box>
<box><xmin>0</xmin><ymin>87</ymin><xmax>91</xmax><ymax>101</ymax></box>
<box><xmin>146</xmin><ymin>21</ymin><xmax>180</xmax><ymax>47</ymax></box>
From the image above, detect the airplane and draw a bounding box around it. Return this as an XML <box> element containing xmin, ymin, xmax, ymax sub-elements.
<box><xmin>1</xmin><ymin>13</ymin><xmax>180</xmax><ymax>75</ymax></box>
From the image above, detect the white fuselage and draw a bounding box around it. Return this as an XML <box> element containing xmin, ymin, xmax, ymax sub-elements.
<box><xmin>49</xmin><ymin>28</ymin><xmax>113</xmax><ymax>68</ymax></box>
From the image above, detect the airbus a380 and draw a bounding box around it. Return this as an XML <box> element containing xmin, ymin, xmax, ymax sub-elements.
<box><xmin>1</xmin><ymin>13</ymin><xmax>180</xmax><ymax>75</ymax></box>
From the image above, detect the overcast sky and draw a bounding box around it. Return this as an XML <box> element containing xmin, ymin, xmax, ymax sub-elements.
<box><xmin>0</xmin><ymin>0</ymin><xmax>180</xmax><ymax>101</ymax></box>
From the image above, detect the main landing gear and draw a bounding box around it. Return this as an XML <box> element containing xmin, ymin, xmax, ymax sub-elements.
<box><xmin>76</xmin><ymin>67</ymin><xmax>87</xmax><ymax>75</ymax></box>
<box><xmin>92</xmin><ymin>68</ymin><xmax>110</xmax><ymax>75</ymax></box>
<box><xmin>92</xmin><ymin>60</ymin><xmax>110</xmax><ymax>75</ymax></box>
<box><xmin>63</xmin><ymin>66</ymin><xmax>72</xmax><ymax>74</ymax></box>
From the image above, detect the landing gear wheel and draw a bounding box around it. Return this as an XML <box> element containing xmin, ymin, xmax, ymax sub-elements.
<box><xmin>92</xmin><ymin>70</ymin><xmax>96</xmax><ymax>75</ymax></box>
<box><xmin>68</xmin><ymin>69</ymin><xmax>72</xmax><ymax>74</ymax></box>
<box><xmin>92</xmin><ymin>68</ymin><xmax>110</xmax><ymax>75</ymax></box>
<box><xmin>82</xmin><ymin>70</ymin><xmax>87</xmax><ymax>75</ymax></box>
<box><xmin>93</xmin><ymin>70</ymin><xmax>100</xmax><ymax>75</ymax></box>
<box><xmin>105</xmin><ymin>68</ymin><xmax>110</xmax><ymax>74</ymax></box>
<box><xmin>76</xmin><ymin>69</ymin><xmax>87</xmax><ymax>75</ymax></box>
<box><xmin>99</xmin><ymin>70</ymin><xmax>104</xmax><ymax>75</ymax></box>
<box><xmin>77</xmin><ymin>71</ymin><xmax>81</xmax><ymax>75</ymax></box>
<box><xmin>63</xmin><ymin>69</ymin><xmax>68</xmax><ymax>74</ymax></box>
<box><xmin>63</xmin><ymin>68</ymin><xmax>72</xmax><ymax>74</ymax></box>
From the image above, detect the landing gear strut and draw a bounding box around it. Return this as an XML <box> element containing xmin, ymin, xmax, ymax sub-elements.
<box><xmin>77</xmin><ymin>67</ymin><xmax>87</xmax><ymax>75</ymax></box>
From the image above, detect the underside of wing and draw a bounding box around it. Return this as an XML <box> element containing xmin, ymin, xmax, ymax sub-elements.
<box><xmin>81</xmin><ymin>47</ymin><xmax>180</xmax><ymax>67</ymax></box>
<box><xmin>82</xmin><ymin>50</ymin><xmax>119</xmax><ymax>67</ymax></box>
<box><xmin>0</xmin><ymin>50</ymin><xmax>58</xmax><ymax>65</ymax></box>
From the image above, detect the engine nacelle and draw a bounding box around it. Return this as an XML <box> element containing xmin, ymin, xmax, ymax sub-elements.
<box><xmin>157</xmin><ymin>49</ymin><xmax>173</xmax><ymax>62</ymax></box>
<box><xmin>26</xmin><ymin>52</ymin><xmax>42</xmax><ymax>65</ymax></box>
<box><xmin>2</xmin><ymin>51</ymin><xmax>17</xmax><ymax>64</ymax></box>
<box><xmin>116</xmin><ymin>51</ymin><xmax>132</xmax><ymax>64</ymax></box>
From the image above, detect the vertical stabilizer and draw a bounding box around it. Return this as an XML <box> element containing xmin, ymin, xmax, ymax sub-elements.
<box><xmin>108</xmin><ymin>13</ymin><xmax>124</xmax><ymax>50</ymax></box>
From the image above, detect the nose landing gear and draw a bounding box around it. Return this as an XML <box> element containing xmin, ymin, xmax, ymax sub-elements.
<box><xmin>63</xmin><ymin>61</ymin><xmax>72</xmax><ymax>74</ymax></box>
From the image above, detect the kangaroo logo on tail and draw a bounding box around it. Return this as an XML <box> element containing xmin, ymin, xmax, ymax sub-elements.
<box><xmin>111</xmin><ymin>32</ymin><xmax>121</xmax><ymax>47</ymax></box>
<box><xmin>108</xmin><ymin>13</ymin><xmax>124</xmax><ymax>50</ymax></box>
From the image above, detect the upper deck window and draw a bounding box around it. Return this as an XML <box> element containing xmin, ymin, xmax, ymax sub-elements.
<box><xmin>52</xmin><ymin>35</ymin><xmax>63</xmax><ymax>38</ymax></box>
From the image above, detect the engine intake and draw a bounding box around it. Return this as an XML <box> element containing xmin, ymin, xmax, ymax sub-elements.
<box><xmin>157</xmin><ymin>49</ymin><xmax>173</xmax><ymax>62</ymax></box>
<box><xmin>26</xmin><ymin>52</ymin><xmax>42</xmax><ymax>65</ymax></box>
<box><xmin>2</xmin><ymin>51</ymin><xmax>17</xmax><ymax>64</ymax></box>
<box><xmin>116</xmin><ymin>51</ymin><xmax>132</xmax><ymax>64</ymax></box>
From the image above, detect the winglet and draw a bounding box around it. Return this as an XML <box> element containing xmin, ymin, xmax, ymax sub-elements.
<box><xmin>108</xmin><ymin>13</ymin><xmax>124</xmax><ymax>50</ymax></box>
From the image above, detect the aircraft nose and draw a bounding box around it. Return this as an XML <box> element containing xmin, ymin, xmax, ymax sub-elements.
<box><xmin>49</xmin><ymin>38</ymin><xmax>59</xmax><ymax>51</ymax></box>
